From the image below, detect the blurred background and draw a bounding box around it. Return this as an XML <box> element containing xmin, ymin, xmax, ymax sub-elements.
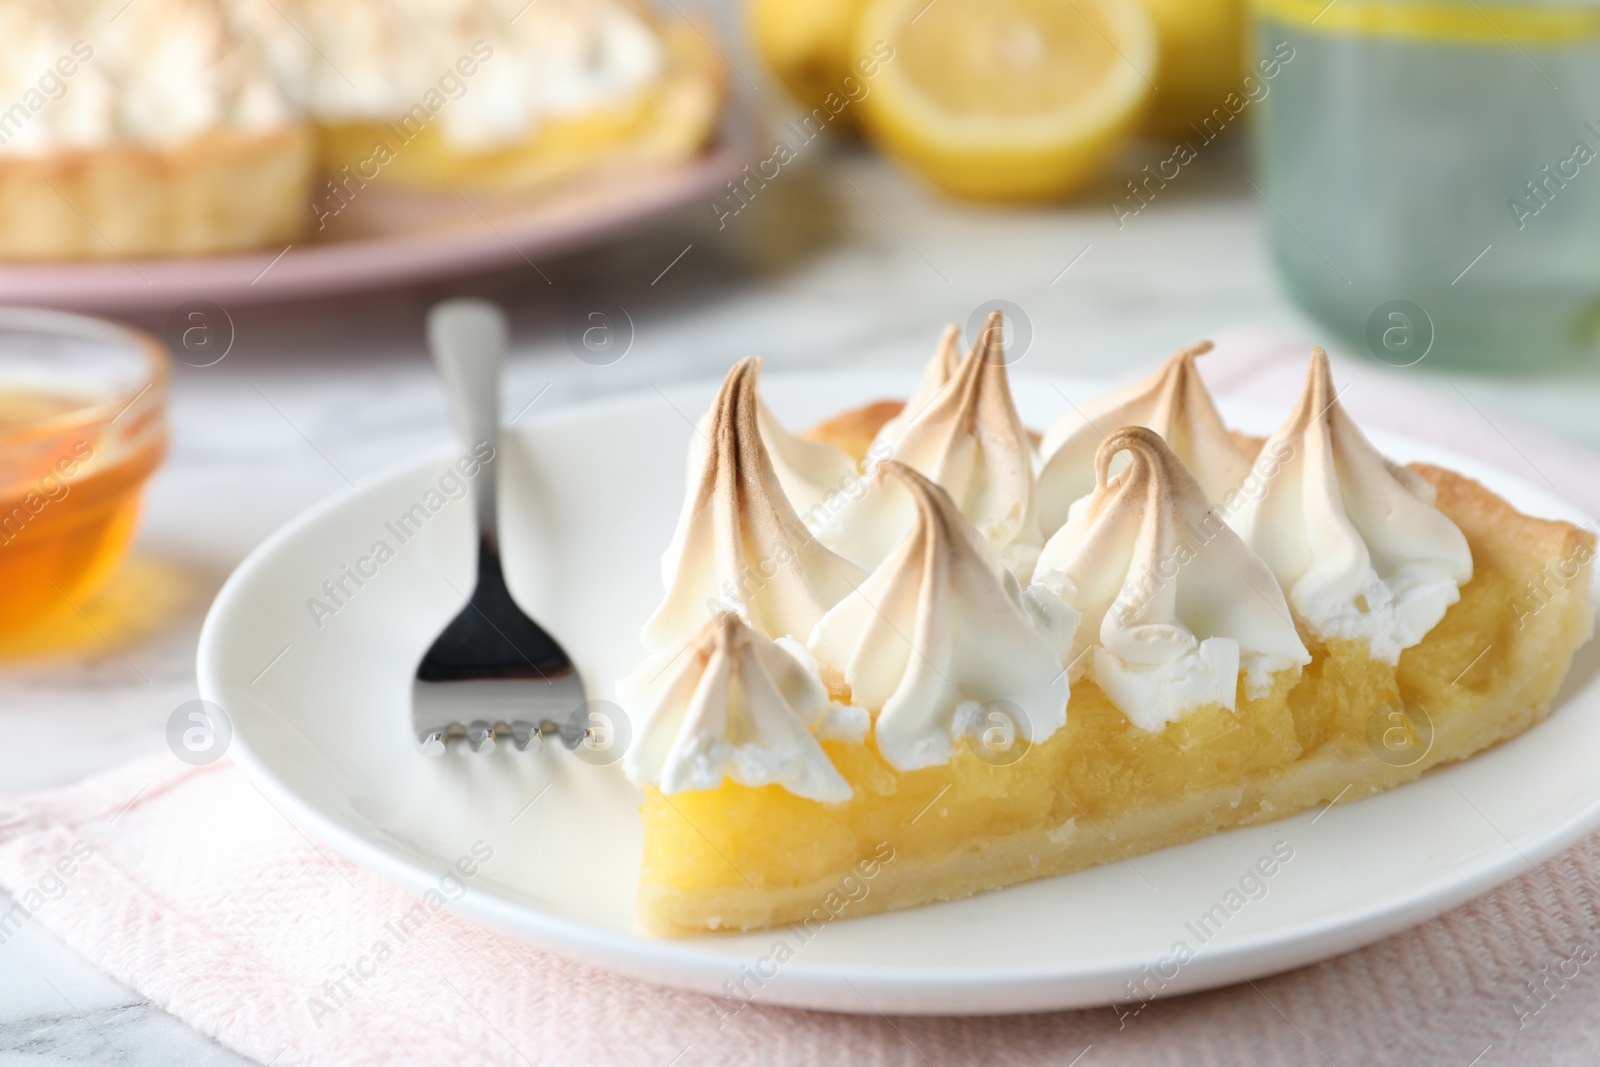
<box><xmin>2</xmin><ymin>0</ymin><xmax>1600</xmax><ymax>1058</ymax></box>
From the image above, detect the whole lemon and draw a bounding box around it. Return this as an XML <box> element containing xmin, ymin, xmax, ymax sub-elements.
<box><xmin>1138</xmin><ymin>0</ymin><xmax>1249</xmax><ymax>137</ymax></box>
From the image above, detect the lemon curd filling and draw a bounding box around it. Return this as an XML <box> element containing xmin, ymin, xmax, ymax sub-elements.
<box><xmin>643</xmin><ymin>669</ymin><xmax>1299</xmax><ymax>909</ymax></box>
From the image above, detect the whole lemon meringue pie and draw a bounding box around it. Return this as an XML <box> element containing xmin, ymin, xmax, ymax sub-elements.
<box><xmin>0</xmin><ymin>0</ymin><xmax>723</xmax><ymax>259</ymax></box>
<box><xmin>620</xmin><ymin>324</ymin><xmax>1595</xmax><ymax>935</ymax></box>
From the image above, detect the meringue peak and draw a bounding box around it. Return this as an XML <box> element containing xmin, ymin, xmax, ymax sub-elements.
<box><xmin>621</xmin><ymin>613</ymin><xmax>864</xmax><ymax>803</ymax></box>
<box><xmin>810</xmin><ymin>461</ymin><xmax>1072</xmax><ymax>772</ymax></box>
<box><xmin>1035</xmin><ymin>427</ymin><xmax>1309</xmax><ymax>731</ymax></box>
<box><xmin>644</xmin><ymin>358</ymin><xmax>865</xmax><ymax>651</ymax></box>
<box><xmin>816</xmin><ymin>315</ymin><xmax>1043</xmax><ymax>578</ymax></box>
<box><xmin>1037</xmin><ymin>341</ymin><xmax>1251</xmax><ymax>534</ymax></box>
<box><xmin>686</xmin><ymin>358</ymin><xmax>858</xmax><ymax>521</ymax></box>
<box><xmin>917</xmin><ymin>314</ymin><xmax>1024</xmax><ymax>447</ymax></box>
<box><xmin>876</xmin><ymin>324</ymin><xmax>962</xmax><ymax>449</ymax></box>
<box><xmin>1226</xmin><ymin>349</ymin><xmax>1473</xmax><ymax>663</ymax></box>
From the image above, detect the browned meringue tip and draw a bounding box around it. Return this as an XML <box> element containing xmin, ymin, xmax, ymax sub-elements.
<box><xmin>878</xmin><ymin>458</ymin><xmax>959</xmax><ymax>517</ymax></box>
<box><xmin>722</xmin><ymin>355</ymin><xmax>762</xmax><ymax>388</ymax></box>
<box><xmin>1124</xmin><ymin>342</ymin><xmax>1221</xmax><ymax>418</ymax></box>
<box><xmin>938</xmin><ymin>311</ymin><xmax>1022</xmax><ymax>416</ymax></box>
<box><xmin>876</xmin><ymin>458</ymin><xmax>997</xmax><ymax>560</ymax></box>
<box><xmin>879</xmin><ymin>457</ymin><xmax>932</xmax><ymax>494</ymax></box>
<box><xmin>1285</xmin><ymin>347</ymin><xmax>1337</xmax><ymax>432</ymax></box>
<box><xmin>1092</xmin><ymin>425</ymin><xmax>1207</xmax><ymax>500</ymax></box>
<box><xmin>710</xmin><ymin>356</ymin><xmax>763</xmax><ymax>431</ymax></box>
<box><xmin>1157</xmin><ymin>340</ymin><xmax>1216</xmax><ymax>381</ymax></box>
<box><xmin>672</xmin><ymin>611</ymin><xmax>736</xmax><ymax>664</ymax></box>
<box><xmin>698</xmin><ymin>355</ymin><xmax>794</xmax><ymax>521</ymax></box>
<box><xmin>705</xmin><ymin>610</ymin><xmax>751</xmax><ymax>650</ymax></box>
<box><xmin>973</xmin><ymin>311</ymin><xmax>1006</xmax><ymax>365</ymax></box>
<box><xmin>708</xmin><ymin>357</ymin><xmax>760</xmax><ymax>420</ymax></box>
<box><xmin>1309</xmin><ymin>346</ymin><xmax>1331</xmax><ymax>381</ymax></box>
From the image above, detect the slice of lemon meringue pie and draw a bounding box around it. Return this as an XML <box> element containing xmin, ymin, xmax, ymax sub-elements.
<box><xmin>621</xmin><ymin>329</ymin><xmax>1595</xmax><ymax>935</ymax></box>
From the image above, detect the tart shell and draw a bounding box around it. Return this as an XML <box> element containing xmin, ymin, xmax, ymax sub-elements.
<box><xmin>0</xmin><ymin>125</ymin><xmax>315</xmax><ymax>262</ymax></box>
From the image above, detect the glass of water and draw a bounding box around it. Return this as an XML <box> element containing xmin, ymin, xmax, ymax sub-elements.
<box><xmin>1252</xmin><ymin>0</ymin><xmax>1600</xmax><ymax>369</ymax></box>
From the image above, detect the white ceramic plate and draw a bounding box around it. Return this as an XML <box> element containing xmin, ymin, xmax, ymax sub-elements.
<box><xmin>197</xmin><ymin>371</ymin><xmax>1600</xmax><ymax>1015</ymax></box>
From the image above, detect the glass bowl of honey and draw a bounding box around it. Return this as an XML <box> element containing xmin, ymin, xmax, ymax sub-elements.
<box><xmin>0</xmin><ymin>308</ymin><xmax>168</xmax><ymax>639</ymax></box>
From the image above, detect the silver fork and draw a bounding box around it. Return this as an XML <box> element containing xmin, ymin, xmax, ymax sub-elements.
<box><xmin>411</xmin><ymin>299</ymin><xmax>588</xmax><ymax>755</ymax></box>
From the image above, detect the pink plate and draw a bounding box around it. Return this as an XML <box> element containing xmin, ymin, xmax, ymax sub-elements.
<box><xmin>0</xmin><ymin>112</ymin><xmax>751</xmax><ymax>313</ymax></box>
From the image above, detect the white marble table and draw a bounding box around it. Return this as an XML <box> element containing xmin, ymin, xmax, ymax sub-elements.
<box><xmin>6</xmin><ymin>38</ymin><xmax>1600</xmax><ymax>1065</ymax></box>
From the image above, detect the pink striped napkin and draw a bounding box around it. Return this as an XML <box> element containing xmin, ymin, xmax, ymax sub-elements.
<box><xmin>3</xmin><ymin>340</ymin><xmax>1599</xmax><ymax>1066</ymax></box>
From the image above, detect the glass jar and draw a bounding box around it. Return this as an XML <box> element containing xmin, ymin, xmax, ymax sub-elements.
<box><xmin>0</xmin><ymin>308</ymin><xmax>168</xmax><ymax>638</ymax></box>
<box><xmin>1252</xmin><ymin>0</ymin><xmax>1600</xmax><ymax>369</ymax></box>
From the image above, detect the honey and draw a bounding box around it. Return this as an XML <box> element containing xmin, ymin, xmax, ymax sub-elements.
<box><xmin>0</xmin><ymin>393</ymin><xmax>165</xmax><ymax>636</ymax></box>
<box><xmin>0</xmin><ymin>311</ymin><xmax>169</xmax><ymax>642</ymax></box>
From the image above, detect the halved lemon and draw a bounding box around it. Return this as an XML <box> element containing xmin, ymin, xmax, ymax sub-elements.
<box><xmin>853</xmin><ymin>0</ymin><xmax>1157</xmax><ymax>201</ymax></box>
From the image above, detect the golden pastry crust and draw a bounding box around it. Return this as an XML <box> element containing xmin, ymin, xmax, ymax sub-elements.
<box><xmin>0</xmin><ymin>125</ymin><xmax>315</xmax><ymax>261</ymax></box>
<box><xmin>637</xmin><ymin>401</ymin><xmax>1595</xmax><ymax>935</ymax></box>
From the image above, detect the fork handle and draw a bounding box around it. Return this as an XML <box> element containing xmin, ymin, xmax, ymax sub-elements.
<box><xmin>428</xmin><ymin>299</ymin><xmax>509</xmax><ymax>545</ymax></box>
